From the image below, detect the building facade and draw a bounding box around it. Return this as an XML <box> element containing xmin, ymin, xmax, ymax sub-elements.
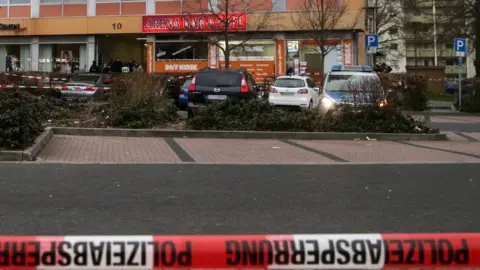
<box><xmin>0</xmin><ymin>0</ymin><xmax>366</xmax><ymax>81</ymax></box>
<box><xmin>402</xmin><ymin>0</ymin><xmax>475</xmax><ymax>79</ymax></box>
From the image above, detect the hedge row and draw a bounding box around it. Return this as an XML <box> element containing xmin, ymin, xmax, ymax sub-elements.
<box><xmin>0</xmin><ymin>73</ymin><xmax>437</xmax><ymax>151</ymax></box>
<box><xmin>187</xmin><ymin>98</ymin><xmax>436</xmax><ymax>133</ymax></box>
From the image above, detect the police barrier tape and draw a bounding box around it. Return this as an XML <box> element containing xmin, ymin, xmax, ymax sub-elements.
<box><xmin>0</xmin><ymin>234</ymin><xmax>477</xmax><ymax>269</ymax></box>
<box><xmin>0</xmin><ymin>84</ymin><xmax>110</xmax><ymax>91</ymax></box>
<box><xmin>0</xmin><ymin>72</ymin><xmax>71</xmax><ymax>81</ymax></box>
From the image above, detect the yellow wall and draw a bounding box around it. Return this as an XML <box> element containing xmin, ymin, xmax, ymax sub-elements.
<box><xmin>0</xmin><ymin>9</ymin><xmax>365</xmax><ymax>36</ymax></box>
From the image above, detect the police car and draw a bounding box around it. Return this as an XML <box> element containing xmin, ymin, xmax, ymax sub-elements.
<box><xmin>318</xmin><ymin>65</ymin><xmax>387</xmax><ymax>116</ymax></box>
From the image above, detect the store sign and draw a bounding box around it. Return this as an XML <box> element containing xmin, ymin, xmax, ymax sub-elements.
<box><xmin>209</xmin><ymin>43</ymin><xmax>218</xmax><ymax>68</ymax></box>
<box><xmin>233</xmin><ymin>46</ymin><xmax>264</xmax><ymax>53</ymax></box>
<box><xmin>142</xmin><ymin>14</ymin><xmax>247</xmax><ymax>33</ymax></box>
<box><xmin>156</xmin><ymin>61</ymin><xmax>208</xmax><ymax>73</ymax></box>
<box><xmin>343</xmin><ymin>40</ymin><xmax>353</xmax><ymax>65</ymax></box>
<box><xmin>0</xmin><ymin>24</ymin><xmax>20</xmax><ymax>30</ymax></box>
<box><xmin>275</xmin><ymin>40</ymin><xmax>285</xmax><ymax>76</ymax></box>
<box><xmin>147</xmin><ymin>42</ymin><xmax>154</xmax><ymax>73</ymax></box>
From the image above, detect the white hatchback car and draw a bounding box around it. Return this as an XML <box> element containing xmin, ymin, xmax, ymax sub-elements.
<box><xmin>268</xmin><ymin>76</ymin><xmax>320</xmax><ymax>109</ymax></box>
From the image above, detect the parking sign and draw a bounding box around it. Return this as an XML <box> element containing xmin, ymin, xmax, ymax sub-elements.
<box><xmin>365</xmin><ymin>34</ymin><xmax>379</xmax><ymax>48</ymax></box>
<box><xmin>454</xmin><ymin>38</ymin><xmax>467</xmax><ymax>57</ymax></box>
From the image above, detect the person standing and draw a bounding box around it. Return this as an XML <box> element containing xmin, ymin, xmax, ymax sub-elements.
<box><xmin>89</xmin><ymin>61</ymin><xmax>100</xmax><ymax>73</ymax></box>
<box><xmin>110</xmin><ymin>57</ymin><xmax>123</xmax><ymax>73</ymax></box>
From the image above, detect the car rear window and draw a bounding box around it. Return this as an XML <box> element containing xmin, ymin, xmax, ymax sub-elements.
<box><xmin>274</xmin><ymin>78</ymin><xmax>305</xmax><ymax>88</ymax></box>
<box><xmin>70</xmin><ymin>75</ymin><xmax>101</xmax><ymax>83</ymax></box>
<box><xmin>195</xmin><ymin>72</ymin><xmax>243</xmax><ymax>87</ymax></box>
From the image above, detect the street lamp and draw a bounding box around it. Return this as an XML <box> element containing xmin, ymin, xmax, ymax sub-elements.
<box><xmin>432</xmin><ymin>0</ymin><xmax>438</xmax><ymax>66</ymax></box>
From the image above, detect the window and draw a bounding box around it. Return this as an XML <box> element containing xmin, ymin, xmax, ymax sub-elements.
<box><xmin>389</xmin><ymin>28</ymin><xmax>398</xmax><ymax>35</ymax></box>
<box><xmin>273</xmin><ymin>78</ymin><xmax>306</xmax><ymax>88</ymax></box>
<box><xmin>445</xmin><ymin>43</ymin><xmax>453</xmax><ymax>49</ymax></box>
<box><xmin>272</xmin><ymin>0</ymin><xmax>285</xmax><ymax>11</ymax></box>
<box><xmin>0</xmin><ymin>0</ymin><xmax>8</xmax><ymax>5</ymax></box>
<box><xmin>9</xmin><ymin>0</ymin><xmax>30</xmax><ymax>4</ymax></box>
<box><xmin>196</xmin><ymin>71</ymin><xmax>243</xmax><ymax>87</ymax></box>
<box><xmin>155</xmin><ymin>41</ymin><xmax>208</xmax><ymax>61</ymax></box>
<box><xmin>64</xmin><ymin>0</ymin><xmax>86</xmax><ymax>3</ymax></box>
<box><xmin>306</xmin><ymin>78</ymin><xmax>316</xmax><ymax>88</ymax></box>
<box><xmin>390</xmin><ymin>43</ymin><xmax>398</xmax><ymax>50</ymax></box>
<box><xmin>40</xmin><ymin>0</ymin><xmax>61</xmax><ymax>4</ymax></box>
<box><xmin>423</xmin><ymin>43</ymin><xmax>429</xmax><ymax>49</ymax></box>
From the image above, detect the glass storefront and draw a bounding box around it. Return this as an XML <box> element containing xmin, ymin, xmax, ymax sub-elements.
<box><xmin>155</xmin><ymin>41</ymin><xmax>208</xmax><ymax>61</ymax></box>
<box><xmin>218</xmin><ymin>40</ymin><xmax>274</xmax><ymax>61</ymax></box>
<box><xmin>0</xmin><ymin>45</ymin><xmax>31</xmax><ymax>72</ymax></box>
<box><xmin>218</xmin><ymin>40</ymin><xmax>275</xmax><ymax>82</ymax></box>
<box><xmin>286</xmin><ymin>40</ymin><xmax>347</xmax><ymax>75</ymax></box>
<box><xmin>97</xmin><ymin>35</ymin><xmax>147</xmax><ymax>69</ymax></box>
<box><xmin>39</xmin><ymin>44</ymin><xmax>86</xmax><ymax>73</ymax></box>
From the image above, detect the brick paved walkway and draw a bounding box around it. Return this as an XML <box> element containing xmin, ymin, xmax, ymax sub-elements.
<box><xmin>36</xmin><ymin>134</ymin><xmax>480</xmax><ymax>164</ymax></box>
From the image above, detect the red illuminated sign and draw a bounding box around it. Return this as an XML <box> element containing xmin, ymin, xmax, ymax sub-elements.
<box><xmin>142</xmin><ymin>14</ymin><xmax>247</xmax><ymax>33</ymax></box>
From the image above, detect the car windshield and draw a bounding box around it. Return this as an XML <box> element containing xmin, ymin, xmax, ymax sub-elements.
<box><xmin>195</xmin><ymin>71</ymin><xmax>243</xmax><ymax>87</ymax></box>
<box><xmin>273</xmin><ymin>78</ymin><xmax>305</xmax><ymax>88</ymax></box>
<box><xmin>182</xmin><ymin>78</ymin><xmax>193</xmax><ymax>88</ymax></box>
<box><xmin>324</xmin><ymin>74</ymin><xmax>380</xmax><ymax>92</ymax></box>
<box><xmin>69</xmin><ymin>75</ymin><xmax>101</xmax><ymax>84</ymax></box>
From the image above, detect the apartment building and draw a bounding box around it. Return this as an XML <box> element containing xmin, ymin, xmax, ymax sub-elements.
<box><xmin>403</xmin><ymin>0</ymin><xmax>475</xmax><ymax>79</ymax></box>
<box><xmin>0</xmin><ymin>0</ymin><xmax>366</xmax><ymax>81</ymax></box>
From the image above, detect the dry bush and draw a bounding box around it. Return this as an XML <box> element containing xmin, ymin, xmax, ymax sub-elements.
<box><xmin>381</xmin><ymin>73</ymin><xmax>428</xmax><ymax>111</ymax></box>
<box><xmin>105</xmin><ymin>72</ymin><xmax>178</xmax><ymax>128</ymax></box>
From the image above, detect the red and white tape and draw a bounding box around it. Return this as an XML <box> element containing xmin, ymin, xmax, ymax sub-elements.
<box><xmin>0</xmin><ymin>234</ymin><xmax>477</xmax><ymax>269</ymax></box>
<box><xmin>0</xmin><ymin>84</ymin><xmax>110</xmax><ymax>91</ymax></box>
<box><xmin>0</xmin><ymin>72</ymin><xmax>71</xmax><ymax>81</ymax></box>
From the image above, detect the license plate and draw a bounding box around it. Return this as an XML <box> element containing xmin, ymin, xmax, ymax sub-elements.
<box><xmin>206</xmin><ymin>95</ymin><xmax>227</xmax><ymax>100</ymax></box>
<box><xmin>280</xmin><ymin>92</ymin><xmax>295</xmax><ymax>96</ymax></box>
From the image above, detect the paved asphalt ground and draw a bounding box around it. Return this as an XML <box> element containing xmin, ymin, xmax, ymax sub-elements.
<box><xmin>0</xmin><ymin>163</ymin><xmax>479</xmax><ymax>234</ymax></box>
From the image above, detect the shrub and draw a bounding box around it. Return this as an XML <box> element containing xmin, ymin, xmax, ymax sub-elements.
<box><xmin>456</xmin><ymin>93</ymin><xmax>480</xmax><ymax>113</ymax></box>
<box><xmin>187</xmin><ymin>99</ymin><xmax>437</xmax><ymax>133</ymax></box>
<box><xmin>0</xmin><ymin>90</ymin><xmax>52</xmax><ymax>150</ymax></box>
<box><xmin>105</xmin><ymin>72</ymin><xmax>178</xmax><ymax>128</ymax></box>
<box><xmin>378</xmin><ymin>73</ymin><xmax>428</xmax><ymax>111</ymax></box>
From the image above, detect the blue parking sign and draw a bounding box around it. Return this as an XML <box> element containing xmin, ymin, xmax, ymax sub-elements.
<box><xmin>454</xmin><ymin>38</ymin><xmax>467</xmax><ymax>56</ymax></box>
<box><xmin>365</xmin><ymin>34</ymin><xmax>379</xmax><ymax>48</ymax></box>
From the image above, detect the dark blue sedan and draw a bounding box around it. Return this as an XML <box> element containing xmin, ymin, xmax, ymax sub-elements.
<box><xmin>178</xmin><ymin>78</ymin><xmax>192</xmax><ymax>110</ymax></box>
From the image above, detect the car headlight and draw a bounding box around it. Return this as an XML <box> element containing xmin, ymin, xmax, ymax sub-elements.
<box><xmin>378</xmin><ymin>99</ymin><xmax>387</xmax><ymax>107</ymax></box>
<box><xmin>322</xmin><ymin>98</ymin><xmax>334</xmax><ymax>108</ymax></box>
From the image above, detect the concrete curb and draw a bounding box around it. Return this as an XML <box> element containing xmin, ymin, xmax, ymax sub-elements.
<box><xmin>52</xmin><ymin>127</ymin><xmax>448</xmax><ymax>141</ymax></box>
<box><xmin>0</xmin><ymin>127</ymin><xmax>53</xmax><ymax>161</ymax></box>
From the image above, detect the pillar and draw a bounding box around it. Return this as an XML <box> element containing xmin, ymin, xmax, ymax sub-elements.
<box><xmin>87</xmin><ymin>36</ymin><xmax>95</xmax><ymax>68</ymax></box>
<box><xmin>31</xmin><ymin>0</ymin><xmax>39</xmax><ymax>18</ymax></box>
<box><xmin>146</xmin><ymin>0</ymin><xmax>154</xmax><ymax>15</ymax></box>
<box><xmin>87</xmin><ymin>0</ymin><xmax>96</xmax><ymax>16</ymax></box>
<box><xmin>146</xmin><ymin>35</ymin><xmax>155</xmax><ymax>73</ymax></box>
<box><xmin>274</xmin><ymin>33</ymin><xmax>285</xmax><ymax>76</ymax></box>
<box><xmin>30</xmin><ymin>37</ymin><xmax>39</xmax><ymax>72</ymax></box>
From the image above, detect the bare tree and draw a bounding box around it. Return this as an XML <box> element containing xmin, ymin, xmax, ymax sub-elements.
<box><xmin>183</xmin><ymin>0</ymin><xmax>272</xmax><ymax>69</ymax></box>
<box><xmin>373</xmin><ymin>0</ymin><xmax>405</xmax><ymax>66</ymax></box>
<box><xmin>292</xmin><ymin>0</ymin><xmax>361</xmax><ymax>75</ymax></box>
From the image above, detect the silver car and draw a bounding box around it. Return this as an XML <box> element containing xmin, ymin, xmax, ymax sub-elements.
<box><xmin>60</xmin><ymin>73</ymin><xmax>113</xmax><ymax>98</ymax></box>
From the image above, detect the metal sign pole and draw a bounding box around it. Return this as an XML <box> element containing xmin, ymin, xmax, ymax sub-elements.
<box><xmin>458</xmin><ymin>56</ymin><xmax>462</xmax><ymax>107</ymax></box>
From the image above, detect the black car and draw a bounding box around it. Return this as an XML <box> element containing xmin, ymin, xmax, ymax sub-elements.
<box><xmin>187</xmin><ymin>68</ymin><xmax>259</xmax><ymax>117</ymax></box>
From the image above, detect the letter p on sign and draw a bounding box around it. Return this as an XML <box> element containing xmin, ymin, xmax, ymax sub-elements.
<box><xmin>365</xmin><ymin>34</ymin><xmax>378</xmax><ymax>48</ymax></box>
<box><xmin>454</xmin><ymin>38</ymin><xmax>467</xmax><ymax>57</ymax></box>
